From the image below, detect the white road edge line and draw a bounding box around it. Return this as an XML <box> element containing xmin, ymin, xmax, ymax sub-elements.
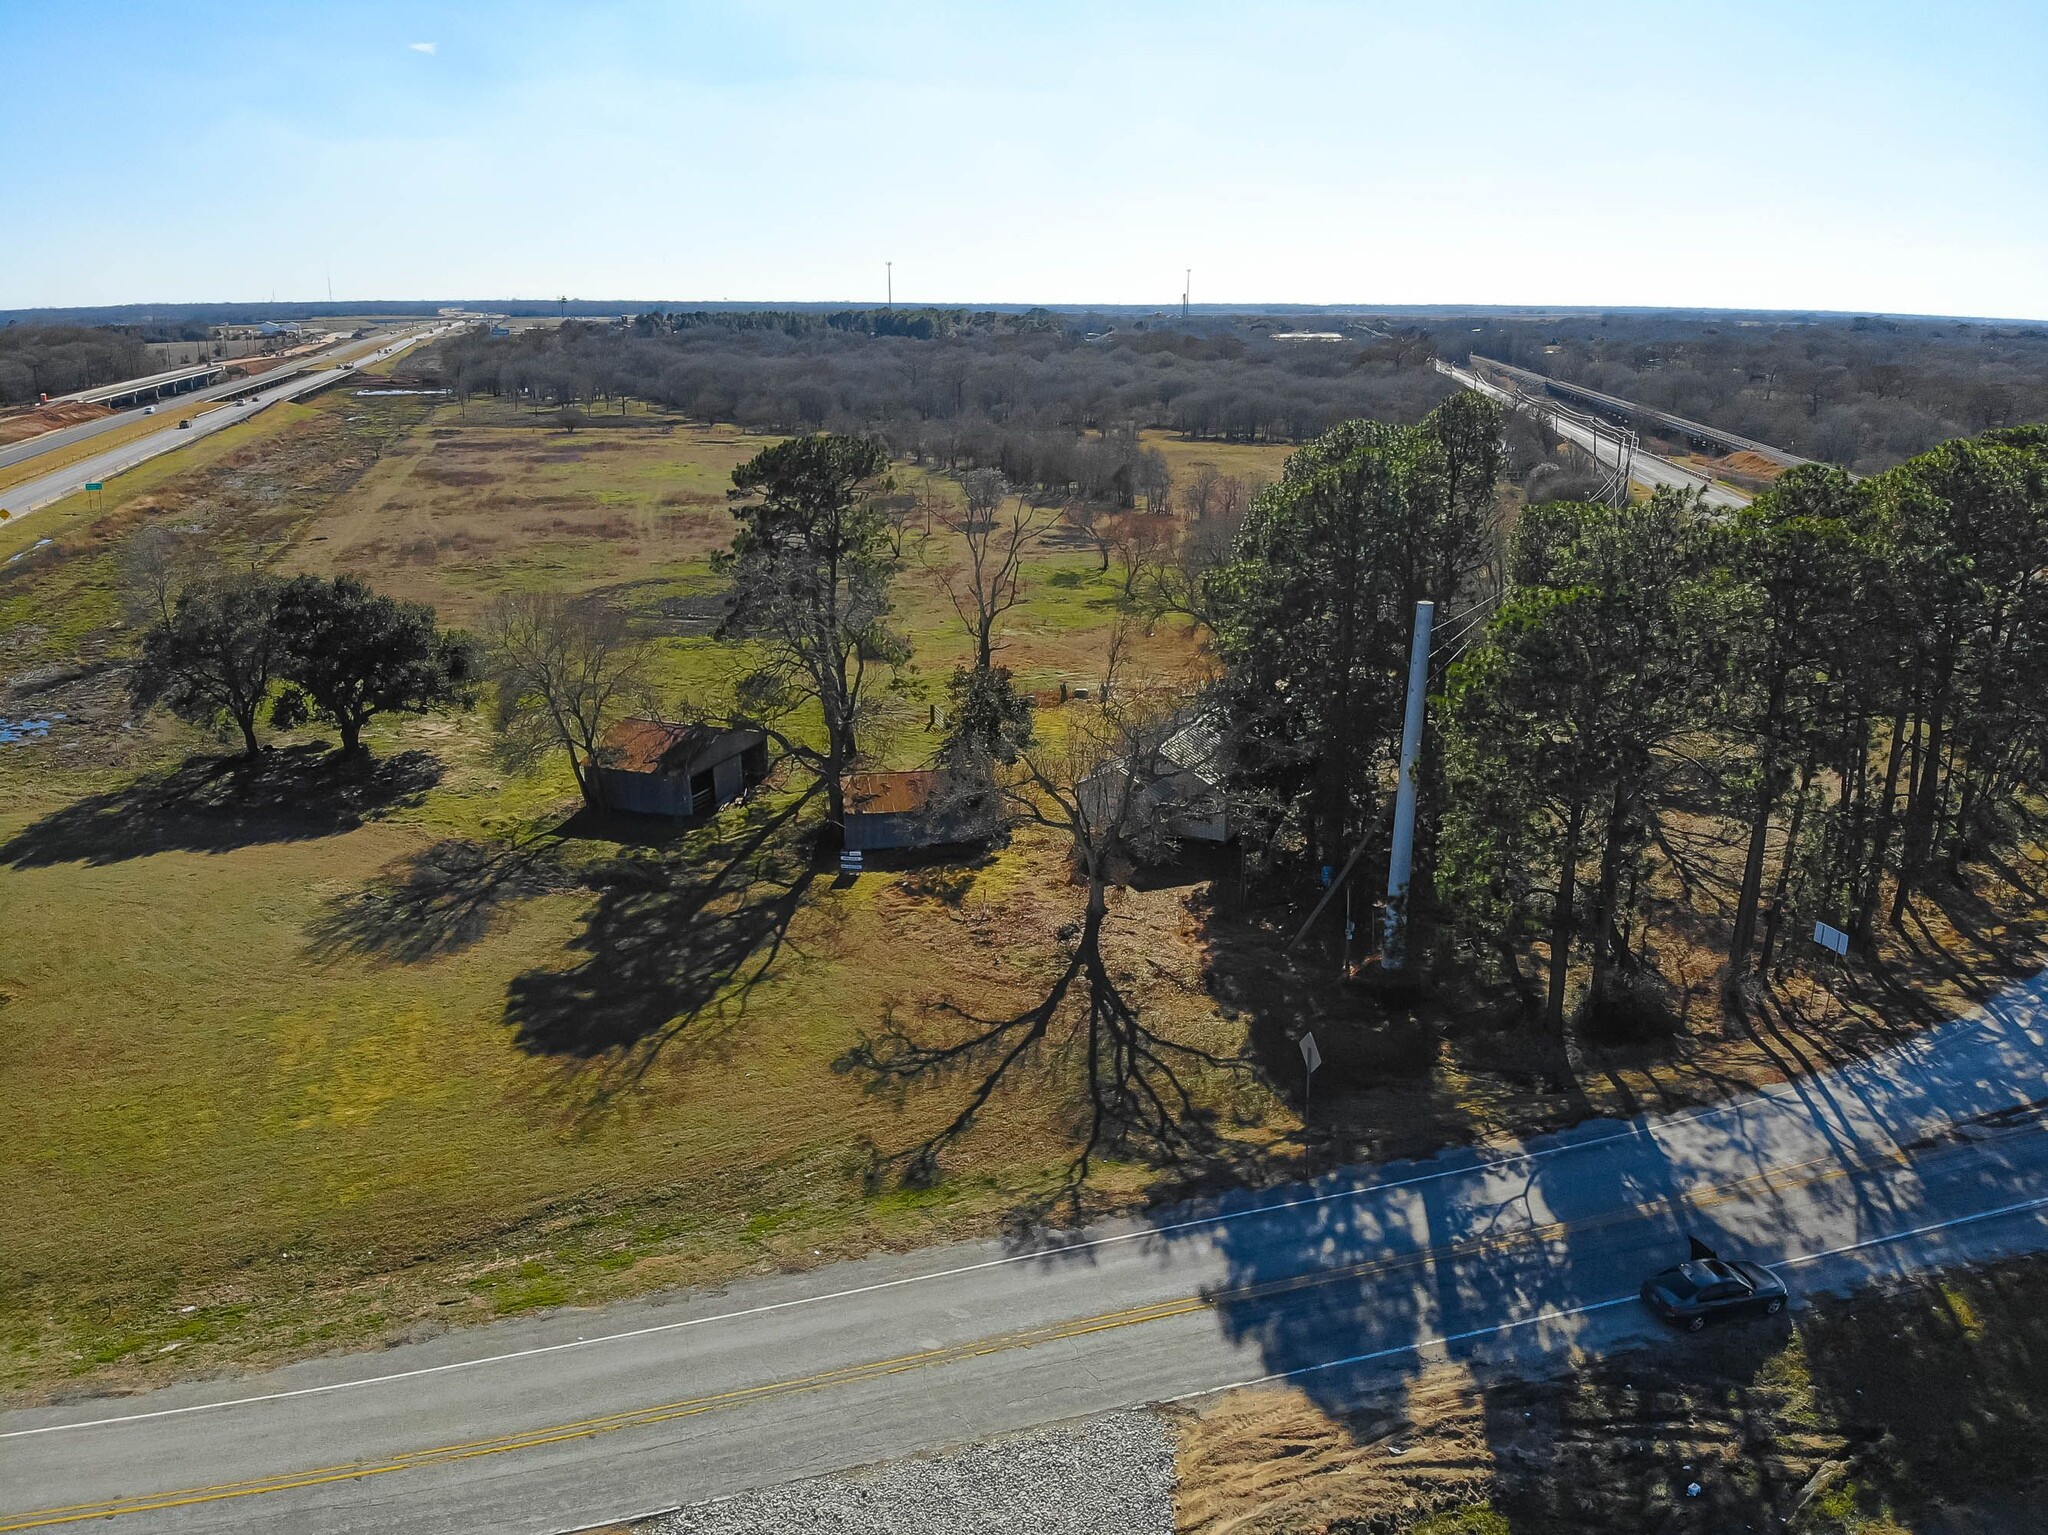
<box><xmin>0</xmin><ymin>1099</ymin><xmax>1779</xmax><ymax>1439</ymax></box>
<box><xmin>1161</xmin><ymin>1187</ymin><xmax>2048</xmax><ymax>1404</ymax></box>
<box><xmin>9</xmin><ymin>991</ymin><xmax>2045</xmax><ymax>1440</ymax></box>
<box><xmin>536</xmin><ymin>1185</ymin><xmax>2048</xmax><ymax>1535</ymax></box>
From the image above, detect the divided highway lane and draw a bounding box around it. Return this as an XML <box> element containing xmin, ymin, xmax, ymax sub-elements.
<box><xmin>1436</xmin><ymin>358</ymin><xmax>1752</xmax><ymax>509</ymax></box>
<box><xmin>0</xmin><ymin>330</ymin><xmax>445</xmax><ymax>517</ymax></box>
<box><xmin>8</xmin><ymin>970</ymin><xmax>2048</xmax><ymax>1534</ymax></box>
<box><xmin>0</xmin><ymin>336</ymin><xmax>369</xmax><ymax>475</ymax></box>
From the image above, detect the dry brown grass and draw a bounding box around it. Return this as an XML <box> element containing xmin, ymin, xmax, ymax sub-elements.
<box><xmin>1174</xmin><ymin>1256</ymin><xmax>2048</xmax><ymax>1533</ymax></box>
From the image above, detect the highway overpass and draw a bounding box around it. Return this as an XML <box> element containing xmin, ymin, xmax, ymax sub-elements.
<box><xmin>1436</xmin><ymin>358</ymin><xmax>1751</xmax><ymax>508</ymax></box>
<box><xmin>0</xmin><ymin>327</ymin><xmax>445</xmax><ymax>522</ymax></box>
<box><xmin>1469</xmin><ymin>354</ymin><xmax>1818</xmax><ymax>470</ymax></box>
<box><xmin>46</xmin><ymin>361</ymin><xmax>229</xmax><ymax>409</ymax></box>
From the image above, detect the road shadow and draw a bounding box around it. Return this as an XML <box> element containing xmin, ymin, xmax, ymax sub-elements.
<box><xmin>504</xmin><ymin>789</ymin><xmax>821</xmax><ymax>1081</ymax></box>
<box><xmin>306</xmin><ymin>834</ymin><xmax>577</xmax><ymax>965</ymax></box>
<box><xmin>1179</xmin><ymin>963</ymin><xmax>2048</xmax><ymax>1449</ymax></box>
<box><xmin>0</xmin><ymin>745</ymin><xmax>442</xmax><ymax>868</ymax></box>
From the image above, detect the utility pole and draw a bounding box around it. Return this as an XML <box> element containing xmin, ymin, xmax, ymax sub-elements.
<box><xmin>886</xmin><ymin>261</ymin><xmax>892</xmax><ymax>308</ymax></box>
<box><xmin>1183</xmin><ymin>268</ymin><xmax>1190</xmax><ymax>321</ymax></box>
<box><xmin>1381</xmin><ymin>598</ymin><xmax>1435</xmax><ymax>971</ymax></box>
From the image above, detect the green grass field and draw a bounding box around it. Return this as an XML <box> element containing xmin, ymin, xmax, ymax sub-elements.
<box><xmin>3</xmin><ymin>389</ymin><xmax>2027</xmax><ymax>1403</ymax></box>
<box><xmin>0</xmin><ymin>392</ymin><xmax>1271</xmax><ymax>1395</ymax></box>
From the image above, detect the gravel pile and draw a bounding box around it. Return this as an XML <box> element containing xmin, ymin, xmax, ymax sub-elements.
<box><xmin>643</xmin><ymin>1409</ymin><xmax>1176</xmax><ymax>1535</ymax></box>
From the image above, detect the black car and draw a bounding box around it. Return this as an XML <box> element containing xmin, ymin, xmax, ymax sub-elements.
<box><xmin>1640</xmin><ymin>1253</ymin><xmax>1787</xmax><ymax>1331</ymax></box>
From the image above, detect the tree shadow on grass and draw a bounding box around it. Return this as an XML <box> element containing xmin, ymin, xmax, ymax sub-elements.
<box><xmin>306</xmin><ymin>834</ymin><xmax>578</xmax><ymax>965</ymax></box>
<box><xmin>0</xmin><ymin>744</ymin><xmax>442</xmax><ymax>868</ymax></box>
<box><xmin>504</xmin><ymin>788</ymin><xmax>823</xmax><ymax>1102</ymax></box>
<box><xmin>838</xmin><ymin>889</ymin><xmax>1258</xmax><ymax>1224</ymax></box>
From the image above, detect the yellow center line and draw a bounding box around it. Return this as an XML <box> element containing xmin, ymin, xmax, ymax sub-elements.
<box><xmin>0</xmin><ymin>1136</ymin><xmax>1958</xmax><ymax>1530</ymax></box>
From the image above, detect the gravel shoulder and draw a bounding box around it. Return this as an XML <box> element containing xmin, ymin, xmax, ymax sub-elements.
<box><xmin>637</xmin><ymin>1409</ymin><xmax>1175</xmax><ymax>1535</ymax></box>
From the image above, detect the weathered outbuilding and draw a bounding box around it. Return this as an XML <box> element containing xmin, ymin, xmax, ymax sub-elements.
<box><xmin>1079</xmin><ymin>710</ymin><xmax>1231</xmax><ymax>847</ymax></box>
<box><xmin>842</xmin><ymin>770</ymin><xmax>1000</xmax><ymax>852</ymax></box>
<box><xmin>592</xmin><ymin>718</ymin><xmax>768</xmax><ymax>819</ymax></box>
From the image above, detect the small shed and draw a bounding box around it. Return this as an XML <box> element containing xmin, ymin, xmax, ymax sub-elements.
<box><xmin>593</xmin><ymin>718</ymin><xmax>768</xmax><ymax>819</ymax></box>
<box><xmin>842</xmin><ymin>770</ymin><xmax>999</xmax><ymax>852</ymax></box>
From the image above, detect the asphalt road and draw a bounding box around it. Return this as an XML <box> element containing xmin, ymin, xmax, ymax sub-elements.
<box><xmin>7</xmin><ymin>971</ymin><xmax>2048</xmax><ymax>1534</ymax></box>
<box><xmin>0</xmin><ymin>330</ymin><xmax>443</xmax><ymax>519</ymax></box>
<box><xmin>1437</xmin><ymin>358</ymin><xmax>1752</xmax><ymax>509</ymax></box>
<box><xmin>0</xmin><ymin>335</ymin><xmax>401</xmax><ymax>475</ymax></box>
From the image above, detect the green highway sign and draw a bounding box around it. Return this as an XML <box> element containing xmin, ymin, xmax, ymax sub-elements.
<box><xmin>85</xmin><ymin>482</ymin><xmax>103</xmax><ymax>492</ymax></box>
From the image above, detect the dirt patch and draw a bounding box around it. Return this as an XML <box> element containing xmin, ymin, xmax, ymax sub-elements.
<box><xmin>415</xmin><ymin>464</ymin><xmax>499</xmax><ymax>488</ymax></box>
<box><xmin>0</xmin><ymin>401</ymin><xmax>112</xmax><ymax>445</ymax></box>
<box><xmin>1721</xmin><ymin>449</ymin><xmax>1788</xmax><ymax>478</ymax></box>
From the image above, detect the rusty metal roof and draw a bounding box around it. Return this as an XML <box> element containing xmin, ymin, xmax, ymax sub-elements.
<box><xmin>844</xmin><ymin>770</ymin><xmax>941</xmax><ymax>816</ymax></box>
<box><xmin>598</xmin><ymin>718</ymin><xmax>720</xmax><ymax>774</ymax></box>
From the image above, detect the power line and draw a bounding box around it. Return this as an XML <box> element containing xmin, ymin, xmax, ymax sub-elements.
<box><xmin>1428</xmin><ymin>597</ymin><xmax>1498</xmax><ymax>658</ymax></box>
<box><xmin>1431</xmin><ymin>592</ymin><xmax>1496</xmax><ymax>633</ymax></box>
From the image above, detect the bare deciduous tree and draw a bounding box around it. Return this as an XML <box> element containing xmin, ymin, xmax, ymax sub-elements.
<box><xmin>1062</xmin><ymin>497</ymin><xmax>1115</xmax><ymax>573</ymax></box>
<box><xmin>483</xmin><ymin>592</ymin><xmax>651</xmax><ymax>807</ymax></box>
<box><xmin>1135</xmin><ymin>505</ymin><xmax>1244</xmax><ymax>635</ymax></box>
<box><xmin>120</xmin><ymin>525</ymin><xmax>193</xmax><ymax>628</ymax></box>
<box><xmin>847</xmin><ymin>637</ymin><xmax>1233</xmax><ymax>1184</ymax></box>
<box><xmin>924</xmin><ymin>471</ymin><xmax>1060</xmax><ymax>671</ymax></box>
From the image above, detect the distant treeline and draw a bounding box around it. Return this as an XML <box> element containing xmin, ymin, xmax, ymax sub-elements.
<box><xmin>1460</xmin><ymin>314</ymin><xmax>2048</xmax><ymax>473</ymax></box>
<box><xmin>428</xmin><ymin>312</ymin><xmax>1458</xmax><ymax>463</ymax></box>
<box><xmin>0</xmin><ymin>325</ymin><xmax>154</xmax><ymax>406</ymax></box>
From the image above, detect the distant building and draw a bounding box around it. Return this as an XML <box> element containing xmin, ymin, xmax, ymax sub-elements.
<box><xmin>1271</xmin><ymin>331</ymin><xmax>1345</xmax><ymax>344</ymax></box>
<box><xmin>842</xmin><ymin>770</ymin><xmax>1000</xmax><ymax>852</ymax></box>
<box><xmin>592</xmin><ymin>718</ymin><xmax>768</xmax><ymax>819</ymax></box>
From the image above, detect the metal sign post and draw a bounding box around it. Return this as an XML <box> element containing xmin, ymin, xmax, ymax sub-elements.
<box><xmin>1298</xmin><ymin>1031</ymin><xmax>1322</xmax><ymax>1113</ymax></box>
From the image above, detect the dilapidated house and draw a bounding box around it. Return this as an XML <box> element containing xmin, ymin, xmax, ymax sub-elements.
<box><xmin>1078</xmin><ymin>710</ymin><xmax>1231</xmax><ymax>849</ymax></box>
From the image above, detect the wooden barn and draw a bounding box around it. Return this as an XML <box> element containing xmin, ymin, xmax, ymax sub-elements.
<box><xmin>842</xmin><ymin>770</ymin><xmax>999</xmax><ymax>852</ymax></box>
<box><xmin>592</xmin><ymin>718</ymin><xmax>768</xmax><ymax>819</ymax></box>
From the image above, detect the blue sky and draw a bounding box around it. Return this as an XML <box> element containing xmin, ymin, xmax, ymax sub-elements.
<box><xmin>3</xmin><ymin>1</ymin><xmax>2044</xmax><ymax>316</ymax></box>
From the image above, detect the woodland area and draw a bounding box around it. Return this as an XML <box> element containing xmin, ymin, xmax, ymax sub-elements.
<box><xmin>451</xmin><ymin>312</ymin><xmax>2046</xmax><ymax>1066</ymax></box>
<box><xmin>0</xmin><ymin>323</ymin><xmax>153</xmax><ymax>405</ymax></box>
<box><xmin>1464</xmin><ymin>312</ymin><xmax>2048</xmax><ymax>473</ymax></box>
<box><xmin>431</xmin><ymin>309</ymin><xmax>1458</xmax><ymax>461</ymax></box>
<box><xmin>1194</xmin><ymin>400</ymin><xmax>2048</xmax><ymax>1046</ymax></box>
<box><xmin>6</xmin><ymin>324</ymin><xmax>2048</xmax><ymax>1397</ymax></box>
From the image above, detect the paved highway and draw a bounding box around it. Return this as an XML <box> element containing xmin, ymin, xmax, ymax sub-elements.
<box><xmin>0</xmin><ymin>329</ymin><xmax>444</xmax><ymax>507</ymax></box>
<box><xmin>1437</xmin><ymin>358</ymin><xmax>1752</xmax><ymax>509</ymax></box>
<box><xmin>6</xmin><ymin>972</ymin><xmax>2048</xmax><ymax>1533</ymax></box>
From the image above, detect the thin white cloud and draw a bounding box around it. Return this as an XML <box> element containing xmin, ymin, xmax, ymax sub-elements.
<box><xmin>409</xmin><ymin>41</ymin><xmax>436</xmax><ymax>55</ymax></box>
